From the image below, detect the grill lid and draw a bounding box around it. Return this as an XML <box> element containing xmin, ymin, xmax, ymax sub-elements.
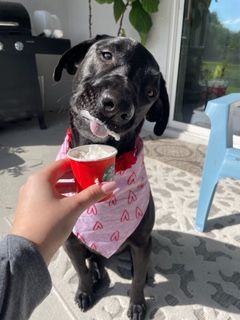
<box><xmin>0</xmin><ymin>1</ymin><xmax>31</xmax><ymax>32</ymax></box>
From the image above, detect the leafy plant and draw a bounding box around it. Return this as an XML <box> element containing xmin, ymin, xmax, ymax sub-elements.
<box><xmin>94</xmin><ymin>0</ymin><xmax>160</xmax><ymax>44</ymax></box>
<box><xmin>212</xmin><ymin>60</ymin><xmax>228</xmax><ymax>79</ymax></box>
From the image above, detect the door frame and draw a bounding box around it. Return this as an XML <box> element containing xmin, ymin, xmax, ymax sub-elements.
<box><xmin>165</xmin><ymin>0</ymin><xmax>240</xmax><ymax>147</ymax></box>
<box><xmin>165</xmin><ymin>0</ymin><xmax>210</xmax><ymax>143</ymax></box>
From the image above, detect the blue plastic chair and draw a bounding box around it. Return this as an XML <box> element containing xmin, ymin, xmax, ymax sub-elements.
<box><xmin>196</xmin><ymin>93</ymin><xmax>240</xmax><ymax>231</ymax></box>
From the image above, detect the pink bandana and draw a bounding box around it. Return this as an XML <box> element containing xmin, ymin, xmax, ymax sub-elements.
<box><xmin>56</xmin><ymin>131</ymin><xmax>150</xmax><ymax>258</ymax></box>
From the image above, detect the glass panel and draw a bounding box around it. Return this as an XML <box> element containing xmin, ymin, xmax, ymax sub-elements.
<box><xmin>174</xmin><ymin>0</ymin><xmax>240</xmax><ymax>133</ymax></box>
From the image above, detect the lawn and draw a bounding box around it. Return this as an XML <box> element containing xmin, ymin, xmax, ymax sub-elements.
<box><xmin>202</xmin><ymin>60</ymin><xmax>240</xmax><ymax>93</ymax></box>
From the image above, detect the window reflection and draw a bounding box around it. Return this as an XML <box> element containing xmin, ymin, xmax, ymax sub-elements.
<box><xmin>174</xmin><ymin>0</ymin><xmax>240</xmax><ymax>131</ymax></box>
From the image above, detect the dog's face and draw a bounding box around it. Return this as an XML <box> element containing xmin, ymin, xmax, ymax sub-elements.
<box><xmin>54</xmin><ymin>35</ymin><xmax>169</xmax><ymax>146</ymax></box>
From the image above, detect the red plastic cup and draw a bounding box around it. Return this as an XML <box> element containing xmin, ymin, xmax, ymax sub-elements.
<box><xmin>67</xmin><ymin>144</ymin><xmax>117</xmax><ymax>191</ymax></box>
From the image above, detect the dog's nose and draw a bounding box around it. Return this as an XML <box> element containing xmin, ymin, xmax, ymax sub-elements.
<box><xmin>102</xmin><ymin>97</ymin><xmax>115</xmax><ymax>113</ymax></box>
<box><xmin>100</xmin><ymin>94</ymin><xmax>134</xmax><ymax>124</ymax></box>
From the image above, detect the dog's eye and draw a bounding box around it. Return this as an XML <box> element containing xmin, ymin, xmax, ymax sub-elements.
<box><xmin>101</xmin><ymin>51</ymin><xmax>112</xmax><ymax>60</ymax></box>
<box><xmin>147</xmin><ymin>89</ymin><xmax>156</xmax><ymax>98</ymax></box>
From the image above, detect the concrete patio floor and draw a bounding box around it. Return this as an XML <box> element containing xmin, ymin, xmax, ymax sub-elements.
<box><xmin>1</xmin><ymin>113</ymin><xmax>240</xmax><ymax>320</ymax></box>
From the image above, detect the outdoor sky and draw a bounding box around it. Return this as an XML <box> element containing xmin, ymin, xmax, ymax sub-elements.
<box><xmin>209</xmin><ymin>0</ymin><xmax>240</xmax><ymax>32</ymax></box>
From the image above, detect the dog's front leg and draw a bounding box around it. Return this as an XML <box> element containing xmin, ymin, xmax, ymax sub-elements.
<box><xmin>127</xmin><ymin>237</ymin><xmax>152</xmax><ymax>320</ymax></box>
<box><xmin>64</xmin><ymin>233</ymin><xmax>94</xmax><ymax>312</ymax></box>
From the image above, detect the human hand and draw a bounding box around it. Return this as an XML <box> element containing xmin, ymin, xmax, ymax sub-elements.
<box><xmin>11</xmin><ymin>159</ymin><xmax>117</xmax><ymax>265</ymax></box>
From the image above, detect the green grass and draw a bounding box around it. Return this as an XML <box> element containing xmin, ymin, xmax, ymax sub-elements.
<box><xmin>226</xmin><ymin>86</ymin><xmax>240</xmax><ymax>94</ymax></box>
<box><xmin>202</xmin><ymin>60</ymin><xmax>240</xmax><ymax>91</ymax></box>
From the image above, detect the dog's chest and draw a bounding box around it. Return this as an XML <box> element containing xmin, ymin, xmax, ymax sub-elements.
<box><xmin>57</xmin><ymin>133</ymin><xmax>150</xmax><ymax>258</ymax></box>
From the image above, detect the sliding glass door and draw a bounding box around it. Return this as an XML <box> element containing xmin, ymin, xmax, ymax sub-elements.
<box><xmin>174</xmin><ymin>0</ymin><xmax>240</xmax><ymax>131</ymax></box>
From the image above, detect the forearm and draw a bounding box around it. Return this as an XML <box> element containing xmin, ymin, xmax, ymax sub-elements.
<box><xmin>0</xmin><ymin>235</ymin><xmax>52</xmax><ymax>320</ymax></box>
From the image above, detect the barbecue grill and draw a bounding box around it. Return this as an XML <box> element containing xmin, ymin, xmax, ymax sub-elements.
<box><xmin>0</xmin><ymin>1</ymin><xmax>71</xmax><ymax>129</ymax></box>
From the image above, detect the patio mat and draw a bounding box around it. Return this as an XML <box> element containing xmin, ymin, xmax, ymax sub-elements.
<box><xmin>44</xmin><ymin>154</ymin><xmax>240</xmax><ymax>320</ymax></box>
<box><xmin>1</xmin><ymin>121</ymin><xmax>240</xmax><ymax>320</ymax></box>
<box><xmin>143</xmin><ymin>135</ymin><xmax>206</xmax><ymax>177</ymax></box>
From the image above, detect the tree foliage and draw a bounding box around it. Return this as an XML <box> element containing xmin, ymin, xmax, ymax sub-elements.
<box><xmin>204</xmin><ymin>12</ymin><xmax>240</xmax><ymax>64</ymax></box>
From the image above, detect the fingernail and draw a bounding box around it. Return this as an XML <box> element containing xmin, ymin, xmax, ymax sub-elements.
<box><xmin>112</xmin><ymin>187</ymin><xmax>120</xmax><ymax>194</ymax></box>
<box><xmin>100</xmin><ymin>181</ymin><xmax>118</xmax><ymax>194</ymax></box>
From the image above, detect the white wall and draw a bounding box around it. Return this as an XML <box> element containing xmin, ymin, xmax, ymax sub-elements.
<box><xmin>66</xmin><ymin>0</ymin><xmax>137</xmax><ymax>45</ymax></box>
<box><xmin>67</xmin><ymin>0</ymin><xmax>174</xmax><ymax>77</ymax></box>
<box><xmin>4</xmin><ymin>0</ymin><xmax>175</xmax><ymax>112</ymax></box>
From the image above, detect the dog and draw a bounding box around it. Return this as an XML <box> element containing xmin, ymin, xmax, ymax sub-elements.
<box><xmin>54</xmin><ymin>35</ymin><xmax>169</xmax><ymax>320</ymax></box>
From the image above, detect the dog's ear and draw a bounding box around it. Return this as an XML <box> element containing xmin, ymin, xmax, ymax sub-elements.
<box><xmin>54</xmin><ymin>34</ymin><xmax>111</xmax><ymax>81</ymax></box>
<box><xmin>146</xmin><ymin>73</ymin><xmax>169</xmax><ymax>136</ymax></box>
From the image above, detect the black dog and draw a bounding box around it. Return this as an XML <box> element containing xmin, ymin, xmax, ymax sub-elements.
<box><xmin>54</xmin><ymin>35</ymin><xmax>169</xmax><ymax>320</ymax></box>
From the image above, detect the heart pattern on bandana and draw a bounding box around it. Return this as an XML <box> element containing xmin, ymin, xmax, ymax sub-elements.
<box><xmin>87</xmin><ymin>205</ymin><xmax>97</xmax><ymax>215</ymax></box>
<box><xmin>128</xmin><ymin>172</ymin><xmax>137</xmax><ymax>185</ymax></box>
<box><xmin>93</xmin><ymin>221</ymin><xmax>104</xmax><ymax>231</ymax></box>
<box><xmin>128</xmin><ymin>190</ymin><xmax>137</xmax><ymax>204</ymax></box>
<box><xmin>109</xmin><ymin>194</ymin><xmax>117</xmax><ymax>206</ymax></box>
<box><xmin>58</xmin><ymin>133</ymin><xmax>150</xmax><ymax>258</ymax></box>
<box><xmin>110</xmin><ymin>231</ymin><xmax>120</xmax><ymax>241</ymax></box>
<box><xmin>136</xmin><ymin>207</ymin><xmax>144</xmax><ymax>219</ymax></box>
<box><xmin>91</xmin><ymin>243</ymin><xmax>97</xmax><ymax>251</ymax></box>
<box><xmin>121</xmin><ymin>210</ymin><xmax>130</xmax><ymax>222</ymax></box>
<box><xmin>76</xmin><ymin>232</ymin><xmax>85</xmax><ymax>243</ymax></box>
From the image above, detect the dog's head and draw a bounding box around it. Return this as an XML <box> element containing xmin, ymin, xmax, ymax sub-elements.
<box><xmin>54</xmin><ymin>35</ymin><xmax>169</xmax><ymax>148</ymax></box>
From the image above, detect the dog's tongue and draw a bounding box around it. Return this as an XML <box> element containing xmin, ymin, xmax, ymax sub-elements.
<box><xmin>80</xmin><ymin>110</ymin><xmax>120</xmax><ymax>141</ymax></box>
<box><xmin>90</xmin><ymin>118</ymin><xmax>108</xmax><ymax>138</ymax></box>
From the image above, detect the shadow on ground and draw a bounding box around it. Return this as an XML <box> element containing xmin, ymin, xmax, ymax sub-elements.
<box><xmin>0</xmin><ymin>111</ymin><xmax>69</xmax><ymax>147</ymax></box>
<box><xmin>83</xmin><ymin>227</ymin><xmax>240</xmax><ymax>319</ymax></box>
<box><xmin>0</xmin><ymin>111</ymin><xmax>69</xmax><ymax>175</ymax></box>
